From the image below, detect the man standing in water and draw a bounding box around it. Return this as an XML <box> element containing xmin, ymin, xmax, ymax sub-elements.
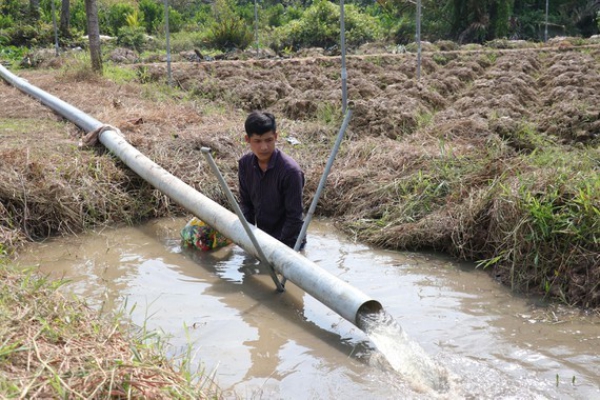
<box><xmin>238</xmin><ymin>110</ymin><xmax>306</xmax><ymax>249</ymax></box>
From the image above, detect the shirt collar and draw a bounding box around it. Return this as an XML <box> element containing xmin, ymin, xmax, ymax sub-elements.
<box><xmin>252</xmin><ymin>148</ymin><xmax>280</xmax><ymax>171</ymax></box>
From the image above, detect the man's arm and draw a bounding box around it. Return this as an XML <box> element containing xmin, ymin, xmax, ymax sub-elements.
<box><xmin>238</xmin><ymin>160</ymin><xmax>255</xmax><ymax>224</ymax></box>
<box><xmin>279</xmin><ymin>168</ymin><xmax>304</xmax><ymax>248</ymax></box>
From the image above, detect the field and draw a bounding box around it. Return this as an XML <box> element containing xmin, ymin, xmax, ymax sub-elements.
<box><xmin>1</xmin><ymin>41</ymin><xmax>600</xmax><ymax>308</ymax></box>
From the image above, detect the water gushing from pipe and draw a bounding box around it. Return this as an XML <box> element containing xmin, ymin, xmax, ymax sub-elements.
<box><xmin>358</xmin><ymin>310</ymin><xmax>451</xmax><ymax>393</ymax></box>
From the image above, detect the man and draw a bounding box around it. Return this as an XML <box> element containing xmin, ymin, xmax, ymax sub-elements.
<box><xmin>238</xmin><ymin>111</ymin><xmax>305</xmax><ymax>249</ymax></box>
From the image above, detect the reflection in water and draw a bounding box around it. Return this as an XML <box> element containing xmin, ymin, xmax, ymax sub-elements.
<box><xmin>16</xmin><ymin>218</ymin><xmax>600</xmax><ymax>400</ymax></box>
<box><xmin>180</xmin><ymin>245</ymin><xmax>372</xmax><ymax>388</ymax></box>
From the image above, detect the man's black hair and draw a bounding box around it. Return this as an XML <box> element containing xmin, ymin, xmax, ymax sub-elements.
<box><xmin>245</xmin><ymin>111</ymin><xmax>276</xmax><ymax>136</ymax></box>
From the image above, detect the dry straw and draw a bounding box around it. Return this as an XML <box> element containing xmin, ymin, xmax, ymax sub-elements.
<box><xmin>0</xmin><ymin>261</ymin><xmax>220</xmax><ymax>398</ymax></box>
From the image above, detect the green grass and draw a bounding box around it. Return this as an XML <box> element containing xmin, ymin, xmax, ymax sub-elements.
<box><xmin>0</xmin><ymin>118</ymin><xmax>65</xmax><ymax>134</ymax></box>
<box><xmin>315</xmin><ymin>101</ymin><xmax>343</xmax><ymax>126</ymax></box>
<box><xmin>104</xmin><ymin>63</ymin><xmax>139</xmax><ymax>83</ymax></box>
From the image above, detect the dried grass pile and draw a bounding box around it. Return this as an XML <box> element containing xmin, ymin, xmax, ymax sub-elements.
<box><xmin>0</xmin><ymin>68</ymin><xmax>243</xmax><ymax>249</ymax></box>
<box><xmin>0</xmin><ymin>260</ymin><xmax>218</xmax><ymax>398</ymax></box>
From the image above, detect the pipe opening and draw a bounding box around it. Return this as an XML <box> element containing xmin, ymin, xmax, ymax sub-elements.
<box><xmin>355</xmin><ymin>300</ymin><xmax>383</xmax><ymax>330</ymax></box>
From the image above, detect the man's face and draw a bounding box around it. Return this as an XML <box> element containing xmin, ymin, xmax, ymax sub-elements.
<box><xmin>246</xmin><ymin>130</ymin><xmax>277</xmax><ymax>163</ymax></box>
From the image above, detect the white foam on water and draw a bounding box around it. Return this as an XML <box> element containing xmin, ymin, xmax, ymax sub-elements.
<box><xmin>360</xmin><ymin>312</ymin><xmax>461</xmax><ymax>397</ymax></box>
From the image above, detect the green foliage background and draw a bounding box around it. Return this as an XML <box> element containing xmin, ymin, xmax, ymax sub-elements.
<box><xmin>0</xmin><ymin>0</ymin><xmax>599</xmax><ymax>54</ymax></box>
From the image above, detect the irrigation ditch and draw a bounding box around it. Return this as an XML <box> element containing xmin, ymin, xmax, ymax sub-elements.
<box><xmin>2</xmin><ymin>40</ymin><xmax>600</xmax><ymax>398</ymax></box>
<box><xmin>1</xmin><ymin>44</ymin><xmax>600</xmax><ymax>309</ymax></box>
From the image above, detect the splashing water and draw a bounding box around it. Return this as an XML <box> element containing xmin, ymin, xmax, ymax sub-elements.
<box><xmin>359</xmin><ymin>311</ymin><xmax>451</xmax><ymax>394</ymax></box>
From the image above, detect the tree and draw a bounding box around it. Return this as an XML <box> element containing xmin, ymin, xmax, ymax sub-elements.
<box><xmin>85</xmin><ymin>0</ymin><xmax>102</xmax><ymax>73</ymax></box>
<box><xmin>59</xmin><ymin>0</ymin><xmax>70</xmax><ymax>37</ymax></box>
<box><xmin>568</xmin><ymin>0</ymin><xmax>600</xmax><ymax>36</ymax></box>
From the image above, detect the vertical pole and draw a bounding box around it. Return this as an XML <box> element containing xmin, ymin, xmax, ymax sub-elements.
<box><xmin>340</xmin><ymin>0</ymin><xmax>347</xmax><ymax>114</ymax></box>
<box><xmin>51</xmin><ymin>0</ymin><xmax>59</xmax><ymax>56</ymax></box>
<box><xmin>254</xmin><ymin>0</ymin><xmax>259</xmax><ymax>57</ymax></box>
<box><xmin>164</xmin><ymin>0</ymin><xmax>172</xmax><ymax>87</ymax></box>
<box><xmin>416</xmin><ymin>0</ymin><xmax>422</xmax><ymax>81</ymax></box>
<box><xmin>292</xmin><ymin>110</ymin><xmax>352</xmax><ymax>252</ymax></box>
<box><xmin>281</xmin><ymin>110</ymin><xmax>353</xmax><ymax>287</ymax></box>
<box><xmin>544</xmin><ymin>0</ymin><xmax>549</xmax><ymax>42</ymax></box>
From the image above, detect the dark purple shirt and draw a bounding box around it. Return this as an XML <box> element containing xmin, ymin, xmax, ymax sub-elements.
<box><xmin>238</xmin><ymin>148</ymin><xmax>304</xmax><ymax>247</ymax></box>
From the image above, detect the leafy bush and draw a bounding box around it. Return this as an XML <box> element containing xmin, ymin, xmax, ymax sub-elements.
<box><xmin>272</xmin><ymin>0</ymin><xmax>382</xmax><ymax>50</ymax></box>
<box><xmin>164</xmin><ymin>7</ymin><xmax>184</xmax><ymax>33</ymax></box>
<box><xmin>344</xmin><ymin>4</ymin><xmax>384</xmax><ymax>45</ymax></box>
<box><xmin>158</xmin><ymin>31</ymin><xmax>206</xmax><ymax>53</ymax></box>
<box><xmin>0</xmin><ymin>14</ymin><xmax>14</xmax><ymax>30</ymax></box>
<box><xmin>365</xmin><ymin>1</ymin><xmax>417</xmax><ymax>43</ymax></box>
<box><xmin>107</xmin><ymin>3</ymin><xmax>137</xmax><ymax>36</ymax></box>
<box><xmin>205</xmin><ymin>0</ymin><xmax>252</xmax><ymax>51</ymax></box>
<box><xmin>70</xmin><ymin>0</ymin><xmax>87</xmax><ymax>33</ymax></box>
<box><xmin>126</xmin><ymin>9</ymin><xmax>142</xmax><ymax>29</ymax></box>
<box><xmin>192</xmin><ymin>5</ymin><xmax>213</xmax><ymax>27</ymax></box>
<box><xmin>0</xmin><ymin>44</ymin><xmax>28</xmax><ymax>63</ymax></box>
<box><xmin>117</xmin><ymin>26</ymin><xmax>146</xmax><ymax>52</ymax></box>
<box><xmin>2</xmin><ymin>22</ymin><xmax>56</xmax><ymax>47</ymax></box>
<box><xmin>0</xmin><ymin>0</ymin><xmax>25</xmax><ymax>21</ymax></box>
<box><xmin>139</xmin><ymin>0</ymin><xmax>163</xmax><ymax>34</ymax></box>
<box><xmin>265</xmin><ymin>3</ymin><xmax>285</xmax><ymax>27</ymax></box>
<box><xmin>237</xmin><ymin>2</ymin><xmax>256</xmax><ymax>24</ymax></box>
<box><xmin>3</xmin><ymin>25</ymin><xmax>37</xmax><ymax>46</ymax></box>
<box><xmin>280</xmin><ymin>5</ymin><xmax>303</xmax><ymax>24</ymax></box>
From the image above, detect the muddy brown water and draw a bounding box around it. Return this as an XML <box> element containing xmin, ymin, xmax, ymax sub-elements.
<box><xmin>18</xmin><ymin>218</ymin><xmax>599</xmax><ymax>399</ymax></box>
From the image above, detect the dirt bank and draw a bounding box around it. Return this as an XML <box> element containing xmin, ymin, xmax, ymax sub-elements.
<box><xmin>1</xmin><ymin>46</ymin><xmax>599</xmax><ymax>307</ymax></box>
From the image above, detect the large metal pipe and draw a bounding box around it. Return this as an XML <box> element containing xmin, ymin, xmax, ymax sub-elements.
<box><xmin>0</xmin><ymin>65</ymin><xmax>383</xmax><ymax>327</ymax></box>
